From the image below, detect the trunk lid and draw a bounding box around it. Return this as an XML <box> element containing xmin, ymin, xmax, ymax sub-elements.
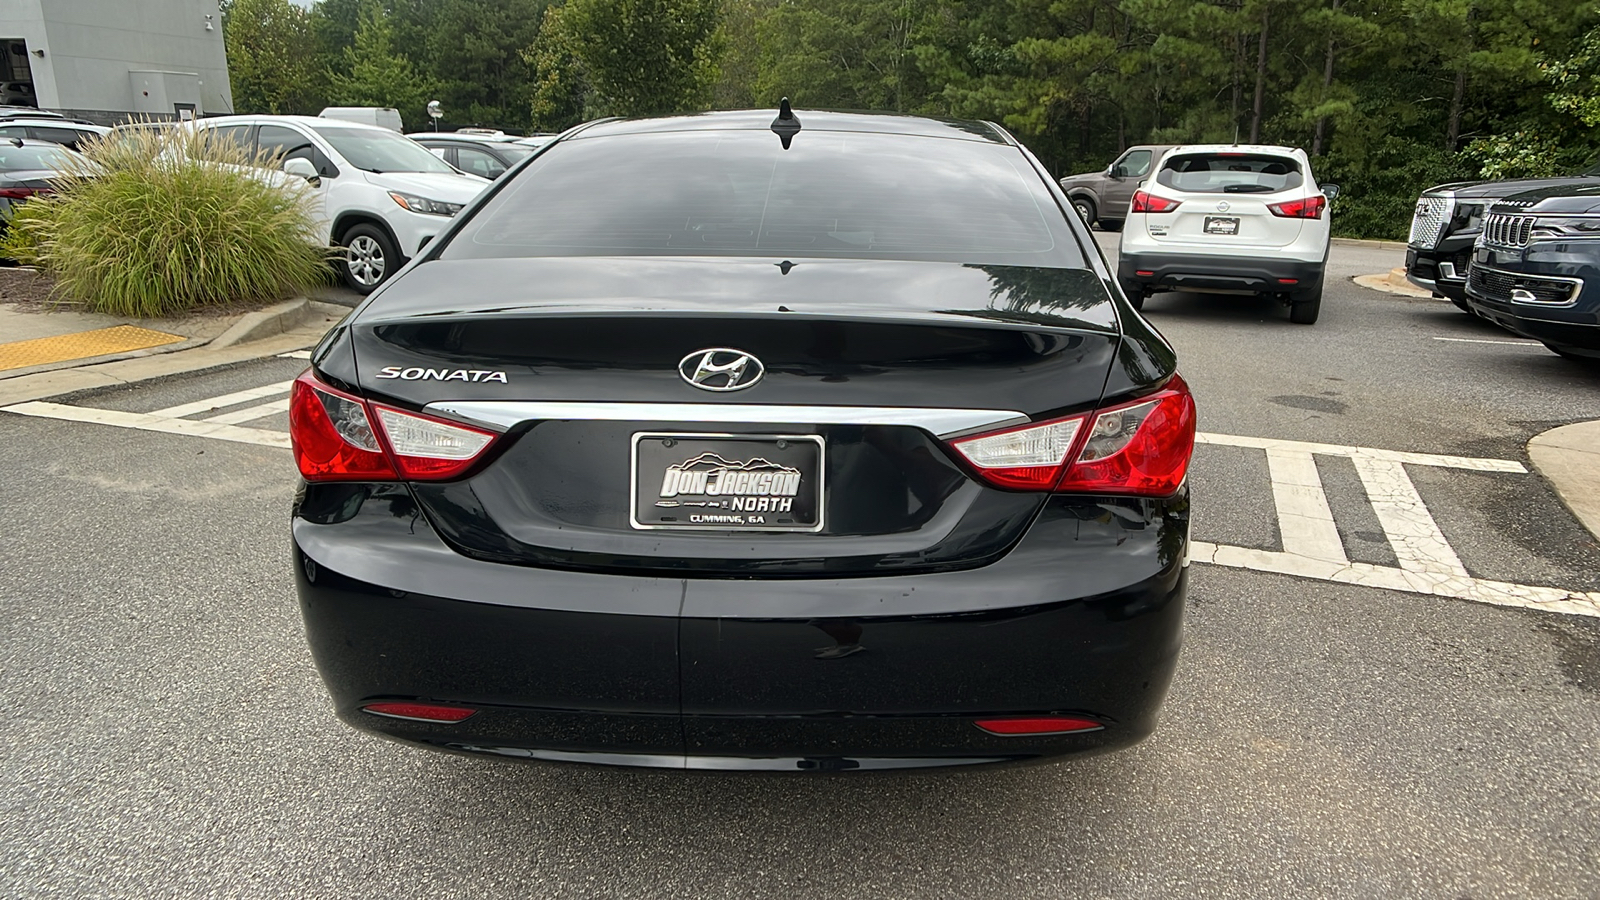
<box><xmin>1146</xmin><ymin>192</ymin><xmax>1303</xmax><ymax>248</ymax></box>
<box><xmin>349</xmin><ymin>257</ymin><xmax>1122</xmax><ymax>576</ymax></box>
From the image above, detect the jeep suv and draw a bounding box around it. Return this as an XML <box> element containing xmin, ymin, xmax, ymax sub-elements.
<box><xmin>1464</xmin><ymin>184</ymin><xmax>1600</xmax><ymax>362</ymax></box>
<box><xmin>1406</xmin><ymin>167</ymin><xmax>1600</xmax><ymax>310</ymax></box>
<box><xmin>1058</xmin><ymin>145</ymin><xmax>1175</xmax><ymax>231</ymax></box>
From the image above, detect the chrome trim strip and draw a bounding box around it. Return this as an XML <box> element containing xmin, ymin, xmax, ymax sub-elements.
<box><xmin>424</xmin><ymin>401</ymin><xmax>1030</xmax><ymax>439</ymax></box>
<box><xmin>1473</xmin><ymin>265</ymin><xmax>1583</xmax><ymax>308</ymax></box>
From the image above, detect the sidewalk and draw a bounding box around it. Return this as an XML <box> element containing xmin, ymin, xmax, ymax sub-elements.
<box><xmin>0</xmin><ymin>296</ymin><xmax>348</xmax><ymax>407</ymax></box>
<box><xmin>1530</xmin><ymin>422</ymin><xmax>1600</xmax><ymax>543</ymax></box>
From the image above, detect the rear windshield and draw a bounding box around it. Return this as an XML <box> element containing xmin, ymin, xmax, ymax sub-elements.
<box><xmin>1155</xmin><ymin>153</ymin><xmax>1304</xmax><ymax>194</ymax></box>
<box><xmin>0</xmin><ymin>144</ymin><xmax>77</xmax><ymax>172</ymax></box>
<box><xmin>441</xmin><ymin>130</ymin><xmax>1081</xmax><ymax>266</ymax></box>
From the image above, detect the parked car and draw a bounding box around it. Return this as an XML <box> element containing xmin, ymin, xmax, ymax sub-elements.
<box><xmin>1464</xmin><ymin>184</ymin><xmax>1600</xmax><ymax>363</ymax></box>
<box><xmin>289</xmin><ymin>108</ymin><xmax>1197</xmax><ymax>771</ymax></box>
<box><xmin>1116</xmin><ymin>144</ymin><xmax>1337</xmax><ymax>324</ymax></box>
<box><xmin>190</xmin><ymin>115</ymin><xmax>489</xmax><ymax>293</ymax></box>
<box><xmin>1406</xmin><ymin>167</ymin><xmax>1600</xmax><ymax>310</ymax></box>
<box><xmin>0</xmin><ymin>81</ymin><xmax>36</xmax><ymax>107</ymax></box>
<box><xmin>0</xmin><ymin>118</ymin><xmax>109</xmax><ymax>152</ymax></box>
<box><xmin>1058</xmin><ymin>144</ymin><xmax>1175</xmax><ymax>230</ymax></box>
<box><xmin>408</xmin><ymin>131</ymin><xmax>539</xmax><ymax>180</ymax></box>
<box><xmin>319</xmin><ymin>106</ymin><xmax>403</xmax><ymax>133</ymax></box>
<box><xmin>0</xmin><ymin>138</ymin><xmax>90</xmax><ymax>232</ymax></box>
<box><xmin>0</xmin><ymin>107</ymin><xmax>67</xmax><ymax>121</ymax></box>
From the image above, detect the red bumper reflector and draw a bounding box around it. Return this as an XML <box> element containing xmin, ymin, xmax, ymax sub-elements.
<box><xmin>1135</xmin><ymin>270</ymin><xmax>1155</xmax><ymax>277</ymax></box>
<box><xmin>974</xmin><ymin>716</ymin><xmax>1104</xmax><ymax>736</ymax></box>
<box><xmin>362</xmin><ymin>702</ymin><xmax>477</xmax><ymax>723</ymax></box>
<box><xmin>1277</xmin><ymin>278</ymin><xmax>1299</xmax><ymax>285</ymax></box>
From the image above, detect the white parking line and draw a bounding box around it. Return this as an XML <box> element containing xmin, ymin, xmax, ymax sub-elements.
<box><xmin>3</xmin><ymin>401</ymin><xmax>290</xmax><ymax>448</ymax></box>
<box><xmin>149</xmin><ymin>380</ymin><xmax>295</xmax><ymax>419</ymax></box>
<box><xmin>1266</xmin><ymin>447</ymin><xmax>1346</xmax><ymax>563</ymax></box>
<box><xmin>203</xmin><ymin>397</ymin><xmax>290</xmax><ymax>425</ymax></box>
<box><xmin>278</xmin><ymin>350</ymin><xmax>313</xmax><ymax>360</ymax></box>
<box><xmin>1432</xmin><ymin>337</ymin><xmax>1542</xmax><ymax>346</ymax></box>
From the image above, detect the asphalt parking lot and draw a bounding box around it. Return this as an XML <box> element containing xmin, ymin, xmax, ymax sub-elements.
<box><xmin>3</xmin><ymin>238</ymin><xmax>1599</xmax><ymax>899</ymax></box>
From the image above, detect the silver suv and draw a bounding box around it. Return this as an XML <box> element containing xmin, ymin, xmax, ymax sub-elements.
<box><xmin>1058</xmin><ymin>144</ymin><xmax>1175</xmax><ymax>231</ymax></box>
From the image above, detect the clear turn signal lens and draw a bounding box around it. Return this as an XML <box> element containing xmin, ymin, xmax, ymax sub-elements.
<box><xmin>372</xmin><ymin>406</ymin><xmax>497</xmax><ymax>479</ymax></box>
<box><xmin>949</xmin><ymin>417</ymin><xmax>1083</xmax><ymax>490</ymax></box>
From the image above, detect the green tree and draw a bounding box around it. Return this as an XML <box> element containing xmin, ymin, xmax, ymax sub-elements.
<box><xmin>530</xmin><ymin>0</ymin><xmax>725</xmax><ymax>121</ymax></box>
<box><xmin>222</xmin><ymin>0</ymin><xmax>323</xmax><ymax>114</ymax></box>
<box><xmin>325</xmin><ymin>0</ymin><xmax>436</xmax><ymax>126</ymax></box>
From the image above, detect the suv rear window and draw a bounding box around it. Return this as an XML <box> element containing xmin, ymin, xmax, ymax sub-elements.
<box><xmin>1155</xmin><ymin>153</ymin><xmax>1303</xmax><ymax>194</ymax></box>
<box><xmin>441</xmin><ymin>130</ymin><xmax>1081</xmax><ymax>266</ymax></box>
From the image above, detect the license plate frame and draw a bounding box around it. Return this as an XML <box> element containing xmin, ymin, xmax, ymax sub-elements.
<box><xmin>630</xmin><ymin>432</ymin><xmax>825</xmax><ymax>532</ymax></box>
<box><xmin>1204</xmin><ymin>216</ymin><xmax>1240</xmax><ymax>235</ymax></box>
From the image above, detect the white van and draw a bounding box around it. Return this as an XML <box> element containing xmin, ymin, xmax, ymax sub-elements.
<box><xmin>318</xmin><ymin>107</ymin><xmax>404</xmax><ymax>133</ymax></box>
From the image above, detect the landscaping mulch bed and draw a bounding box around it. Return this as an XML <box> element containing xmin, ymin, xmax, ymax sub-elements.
<box><xmin>0</xmin><ymin>266</ymin><xmax>67</xmax><ymax>310</ymax></box>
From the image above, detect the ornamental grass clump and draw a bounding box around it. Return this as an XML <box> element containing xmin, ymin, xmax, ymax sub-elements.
<box><xmin>3</xmin><ymin>125</ymin><xmax>329</xmax><ymax>317</ymax></box>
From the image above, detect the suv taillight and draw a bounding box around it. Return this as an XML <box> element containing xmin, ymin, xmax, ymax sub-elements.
<box><xmin>1131</xmin><ymin>190</ymin><xmax>1181</xmax><ymax>214</ymax></box>
<box><xmin>1268</xmin><ymin>195</ymin><xmax>1326</xmax><ymax>219</ymax></box>
<box><xmin>948</xmin><ymin>375</ymin><xmax>1196</xmax><ymax>497</ymax></box>
<box><xmin>288</xmin><ymin>370</ymin><xmax>499</xmax><ymax>482</ymax></box>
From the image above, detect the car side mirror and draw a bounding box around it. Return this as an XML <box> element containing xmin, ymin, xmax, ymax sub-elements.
<box><xmin>282</xmin><ymin>157</ymin><xmax>319</xmax><ymax>185</ymax></box>
<box><xmin>1322</xmin><ymin>183</ymin><xmax>1341</xmax><ymax>200</ymax></box>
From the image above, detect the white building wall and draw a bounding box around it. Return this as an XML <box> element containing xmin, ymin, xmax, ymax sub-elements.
<box><xmin>0</xmin><ymin>0</ymin><xmax>232</xmax><ymax>116</ymax></box>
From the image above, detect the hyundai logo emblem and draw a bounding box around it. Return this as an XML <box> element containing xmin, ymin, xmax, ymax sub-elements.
<box><xmin>679</xmin><ymin>348</ymin><xmax>765</xmax><ymax>392</ymax></box>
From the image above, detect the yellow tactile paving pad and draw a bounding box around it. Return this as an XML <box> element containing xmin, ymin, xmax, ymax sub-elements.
<box><xmin>0</xmin><ymin>325</ymin><xmax>185</xmax><ymax>371</ymax></box>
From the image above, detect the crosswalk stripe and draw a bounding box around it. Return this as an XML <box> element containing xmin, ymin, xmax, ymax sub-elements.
<box><xmin>2</xmin><ymin>401</ymin><xmax>290</xmax><ymax>448</ymax></box>
<box><xmin>203</xmin><ymin>398</ymin><xmax>291</xmax><ymax>425</ymax></box>
<box><xmin>1266</xmin><ymin>447</ymin><xmax>1347</xmax><ymax>563</ymax></box>
<box><xmin>1192</xmin><ymin>541</ymin><xmax>1600</xmax><ymax>618</ymax></box>
<box><xmin>148</xmin><ymin>380</ymin><xmax>294</xmax><ymax>419</ymax></box>
<box><xmin>1351</xmin><ymin>455</ymin><xmax>1470</xmax><ymax>578</ymax></box>
<box><xmin>1196</xmin><ymin>432</ymin><xmax>1527</xmax><ymax>473</ymax></box>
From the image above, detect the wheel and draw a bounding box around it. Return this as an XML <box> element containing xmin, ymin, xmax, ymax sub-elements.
<box><xmin>1099</xmin><ymin>218</ymin><xmax>1125</xmax><ymax>233</ymax></box>
<box><xmin>339</xmin><ymin>223</ymin><xmax>399</xmax><ymax>294</ymax></box>
<box><xmin>1071</xmin><ymin>198</ymin><xmax>1096</xmax><ymax>228</ymax></box>
<box><xmin>1289</xmin><ymin>280</ymin><xmax>1322</xmax><ymax>324</ymax></box>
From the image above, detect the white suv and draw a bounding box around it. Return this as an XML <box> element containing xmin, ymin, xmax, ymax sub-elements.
<box><xmin>1116</xmin><ymin>144</ymin><xmax>1337</xmax><ymax>324</ymax></box>
<box><xmin>192</xmin><ymin>115</ymin><xmax>489</xmax><ymax>293</ymax></box>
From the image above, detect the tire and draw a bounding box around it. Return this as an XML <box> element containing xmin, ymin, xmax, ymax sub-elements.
<box><xmin>1289</xmin><ymin>280</ymin><xmax>1322</xmax><ymax>324</ymax></box>
<box><xmin>339</xmin><ymin>223</ymin><xmax>399</xmax><ymax>294</ymax></box>
<box><xmin>1099</xmin><ymin>218</ymin><xmax>1125</xmax><ymax>233</ymax></box>
<box><xmin>1071</xmin><ymin>197</ymin><xmax>1096</xmax><ymax>228</ymax></box>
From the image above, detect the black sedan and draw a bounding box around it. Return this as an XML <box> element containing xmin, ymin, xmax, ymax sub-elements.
<box><xmin>290</xmin><ymin>108</ymin><xmax>1197</xmax><ymax>771</ymax></box>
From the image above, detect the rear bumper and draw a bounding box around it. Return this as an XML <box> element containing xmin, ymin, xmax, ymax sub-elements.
<box><xmin>294</xmin><ymin>483</ymin><xmax>1189</xmax><ymax>770</ymax></box>
<box><xmin>1118</xmin><ymin>251</ymin><xmax>1324</xmax><ymax>295</ymax></box>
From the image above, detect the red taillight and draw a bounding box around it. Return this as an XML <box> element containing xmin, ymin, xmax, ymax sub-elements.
<box><xmin>362</xmin><ymin>702</ymin><xmax>477</xmax><ymax>723</ymax></box>
<box><xmin>1130</xmin><ymin>190</ymin><xmax>1181</xmax><ymax>214</ymax></box>
<box><xmin>289</xmin><ymin>372</ymin><xmax>396</xmax><ymax>481</ymax></box>
<box><xmin>948</xmin><ymin>375</ymin><xmax>1196</xmax><ymax>498</ymax></box>
<box><xmin>288</xmin><ymin>370</ymin><xmax>499</xmax><ymax>482</ymax></box>
<box><xmin>1056</xmin><ymin>375</ymin><xmax>1196</xmax><ymax>496</ymax></box>
<box><xmin>974</xmin><ymin>716</ymin><xmax>1104</xmax><ymax>736</ymax></box>
<box><xmin>0</xmin><ymin>186</ymin><xmax>42</xmax><ymax>200</ymax></box>
<box><xmin>1268</xmin><ymin>195</ymin><xmax>1326</xmax><ymax>219</ymax></box>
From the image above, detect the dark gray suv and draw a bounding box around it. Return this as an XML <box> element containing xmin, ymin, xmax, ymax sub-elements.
<box><xmin>1059</xmin><ymin>144</ymin><xmax>1175</xmax><ymax>231</ymax></box>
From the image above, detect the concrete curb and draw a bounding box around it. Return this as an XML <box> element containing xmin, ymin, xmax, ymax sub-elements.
<box><xmin>0</xmin><ymin>306</ymin><xmax>346</xmax><ymax>407</ymax></box>
<box><xmin>208</xmin><ymin>297</ymin><xmax>313</xmax><ymax>349</ymax></box>
<box><xmin>1332</xmin><ymin>237</ymin><xmax>1410</xmax><ymax>251</ymax></box>
<box><xmin>1352</xmin><ymin>268</ymin><xmax>1434</xmax><ymax>298</ymax></box>
<box><xmin>1529</xmin><ymin>421</ymin><xmax>1600</xmax><ymax>543</ymax></box>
